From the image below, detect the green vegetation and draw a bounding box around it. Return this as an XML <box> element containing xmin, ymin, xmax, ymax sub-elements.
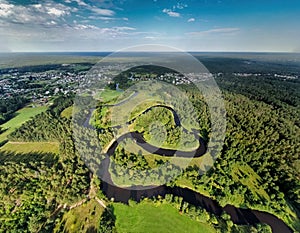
<box><xmin>0</xmin><ymin>142</ymin><xmax>59</xmax><ymax>154</ymax></box>
<box><xmin>98</xmin><ymin>205</ymin><xmax>117</xmax><ymax>233</ymax></box>
<box><xmin>95</xmin><ymin>81</ymin><xmax>201</xmax><ymax>131</ymax></box>
<box><xmin>92</xmin><ymin>105</ymin><xmax>110</xmax><ymax>128</ymax></box>
<box><xmin>0</xmin><ymin>96</ymin><xmax>28</xmax><ymax>124</ymax></box>
<box><xmin>0</xmin><ymin>105</ymin><xmax>47</xmax><ymax>143</ymax></box>
<box><xmin>60</xmin><ymin>106</ymin><xmax>73</xmax><ymax>119</ymax></box>
<box><xmin>116</xmin><ymin>138</ymin><xmax>204</xmax><ymax>170</ymax></box>
<box><xmin>174</xmin><ymin>82</ymin><xmax>300</xmax><ymax>231</ymax></box>
<box><xmin>97</xmin><ymin>89</ymin><xmax>122</xmax><ymax>102</ymax></box>
<box><xmin>0</xmin><ymin>54</ymin><xmax>98</xmax><ymax>69</ymax></box>
<box><xmin>95</xmin><ymin>65</ymin><xmax>300</xmax><ymax>231</ymax></box>
<box><xmin>1</xmin><ymin>58</ymin><xmax>300</xmax><ymax>232</ymax></box>
<box><xmin>116</xmin><ymin>138</ymin><xmax>170</xmax><ymax>168</ymax></box>
<box><xmin>133</xmin><ymin>106</ymin><xmax>199</xmax><ymax>151</ymax></box>
<box><xmin>109</xmin><ymin>153</ymin><xmax>181</xmax><ymax>187</ymax></box>
<box><xmin>0</xmin><ymin>96</ymin><xmax>91</xmax><ymax>232</ymax></box>
<box><xmin>0</xmin><ymin>150</ymin><xmax>57</xmax><ymax>164</ymax></box>
<box><xmin>112</xmin><ymin>194</ymin><xmax>267</xmax><ymax>233</ymax></box>
<box><xmin>128</xmin><ymin>100</ymin><xmax>163</xmax><ymax>120</ymax></box>
<box><xmin>0</xmin><ymin>159</ymin><xmax>90</xmax><ymax>232</ymax></box>
<box><xmin>54</xmin><ymin>199</ymin><xmax>104</xmax><ymax>233</ymax></box>
<box><xmin>113</xmin><ymin>201</ymin><xmax>216</xmax><ymax>233</ymax></box>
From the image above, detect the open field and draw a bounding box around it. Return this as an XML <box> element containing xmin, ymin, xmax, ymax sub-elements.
<box><xmin>54</xmin><ymin>199</ymin><xmax>104</xmax><ymax>233</ymax></box>
<box><xmin>100</xmin><ymin>89</ymin><xmax>122</xmax><ymax>102</ymax></box>
<box><xmin>96</xmin><ymin>89</ymin><xmax>122</xmax><ymax>102</ymax></box>
<box><xmin>0</xmin><ymin>54</ymin><xmax>99</xmax><ymax>69</ymax></box>
<box><xmin>0</xmin><ymin>106</ymin><xmax>47</xmax><ymax>144</ymax></box>
<box><xmin>0</xmin><ymin>142</ymin><xmax>59</xmax><ymax>154</ymax></box>
<box><xmin>61</xmin><ymin>106</ymin><xmax>73</xmax><ymax>119</ymax></box>
<box><xmin>230</xmin><ymin>162</ymin><xmax>270</xmax><ymax>203</ymax></box>
<box><xmin>113</xmin><ymin>201</ymin><xmax>216</xmax><ymax>233</ymax></box>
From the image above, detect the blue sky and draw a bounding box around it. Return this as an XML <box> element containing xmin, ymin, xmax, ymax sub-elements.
<box><xmin>0</xmin><ymin>0</ymin><xmax>299</xmax><ymax>52</ymax></box>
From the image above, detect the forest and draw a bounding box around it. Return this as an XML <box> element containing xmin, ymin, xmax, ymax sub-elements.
<box><xmin>0</xmin><ymin>95</ymin><xmax>91</xmax><ymax>232</ymax></box>
<box><xmin>92</xmin><ymin>65</ymin><xmax>300</xmax><ymax>231</ymax></box>
<box><xmin>0</xmin><ymin>59</ymin><xmax>299</xmax><ymax>232</ymax></box>
<box><xmin>0</xmin><ymin>96</ymin><xmax>28</xmax><ymax>124</ymax></box>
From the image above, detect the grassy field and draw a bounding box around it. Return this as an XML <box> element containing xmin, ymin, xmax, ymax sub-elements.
<box><xmin>230</xmin><ymin>162</ymin><xmax>270</xmax><ymax>203</ymax></box>
<box><xmin>97</xmin><ymin>89</ymin><xmax>122</xmax><ymax>102</ymax></box>
<box><xmin>54</xmin><ymin>199</ymin><xmax>104</xmax><ymax>233</ymax></box>
<box><xmin>0</xmin><ymin>142</ymin><xmax>59</xmax><ymax>154</ymax></box>
<box><xmin>0</xmin><ymin>106</ymin><xmax>47</xmax><ymax>144</ymax></box>
<box><xmin>113</xmin><ymin>201</ymin><xmax>216</xmax><ymax>233</ymax></box>
<box><xmin>61</xmin><ymin>106</ymin><xmax>73</xmax><ymax>119</ymax></box>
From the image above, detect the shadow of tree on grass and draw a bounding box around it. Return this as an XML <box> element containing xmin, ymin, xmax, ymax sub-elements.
<box><xmin>0</xmin><ymin>150</ymin><xmax>58</xmax><ymax>164</ymax></box>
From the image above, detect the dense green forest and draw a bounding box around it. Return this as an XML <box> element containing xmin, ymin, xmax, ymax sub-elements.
<box><xmin>0</xmin><ymin>96</ymin><xmax>28</xmax><ymax>124</ymax></box>
<box><xmin>132</xmin><ymin>106</ymin><xmax>199</xmax><ymax>150</ymax></box>
<box><xmin>174</xmin><ymin>74</ymin><xmax>300</xmax><ymax>230</ymax></box>
<box><xmin>0</xmin><ymin>96</ymin><xmax>91</xmax><ymax>232</ymax></box>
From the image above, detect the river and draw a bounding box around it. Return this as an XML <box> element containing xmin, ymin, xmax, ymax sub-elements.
<box><xmin>84</xmin><ymin>98</ymin><xmax>293</xmax><ymax>233</ymax></box>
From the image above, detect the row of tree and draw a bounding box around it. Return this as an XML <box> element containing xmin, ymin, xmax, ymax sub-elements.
<box><xmin>1</xmin><ymin>95</ymin><xmax>91</xmax><ymax>232</ymax></box>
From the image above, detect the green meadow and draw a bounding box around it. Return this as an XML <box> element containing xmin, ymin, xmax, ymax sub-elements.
<box><xmin>0</xmin><ymin>106</ymin><xmax>47</xmax><ymax>144</ymax></box>
<box><xmin>113</xmin><ymin>202</ymin><xmax>216</xmax><ymax>233</ymax></box>
<box><xmin>0</xmin><ymin>142</ymin><xmax>59</xmax><ymax>154</ymax></box>
<box><xmin>54</xmin><ymin>199</ymin><xmax>104</xmax><ymax>233</ymax></box>
<box><xmin>61</xmin><ymin>106</ymin><xmax>73</xmax><ymax>119</ymax></box>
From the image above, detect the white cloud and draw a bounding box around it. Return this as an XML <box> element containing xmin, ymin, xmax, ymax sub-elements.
<box><xmin>187</xmin><ymin>27</ymin><xmax>240</xmax><ymax>36</ymax></box>
<box><xmin>162</xmin><ymin>9</ymin><xmax>180</xmax><ymax>17</ymax></box>
<box><xmin>144</xmin><ymin>36</ymin><xmax>159</xmax><ymax>40</ymax></box>
<box><xmin>0</xmin><ymin>1</ymin><xmax>73</xmax><ymax>26</ymax></box>
<box><xmin>87</xmin><ymin>15</ymin><xmax>128</xmax><ymax>22</ymax></box>
<box><xmin>168</xmin><ymin>11</ymin><xmax>180</xmax><ymax>17</ymax></box>
<box><xmin>210</xmin><ymin>28</ymin><xmax>240</xmax><ymax>33</ymax></box>
<box><xmin>0</xmin><ymin>1</ymin><xmax>13</xmax><ymax>17</ymax></box>
<box><xmin>46</xmin><ymin>20</ymin><xmax>58</xmax><ymax>26</ymax></box>
<box><xmin>64</xmin><ymin>0</ymin><xmax>116</xmax><ymax>17</ymax></box>
<box><xmin>188</xmin><ymin>18</ymin><xmax>195</xmax><ymax>22</ymax></box>
<box><xmin>33</xmin><ymin>4</ymin><xmax>42</xmax><ymax>9</ymax></box>
<box><xmin>174</xmin><ymin>3</ymin><xmax>188</xmax><ymax>10</ymax></box>
<box><xmin>0</xmin><ymin>21</ymin><xmax>143</xmax><ymax>52</ymax></box>
<box><xmin>74</xmin><ymin>24</ymin><xmax>98</xmax><ymax>30</ymax></box>
<box><xmin>47</xmin><ymin>8</ymin><xmax>67</xmax><ymax>17</ymax></box>
<box><xmin>64</xmin><ymin>0</ymin><xmax>88</xmax><ymax>6</ymax></box>
<box><xmin>73</xmin><ymin>0</ymin><xmax>88</xmax><ymax>6</ymax></box>
<box><xmin>113</xmin><ymin>26</ymin><xmax>135</xmax><ymax>31</ymax></box>
<box><xmin>90</xmin><ymin>7</ymin><xmax>115</xmax><ymax>16</ymax></box>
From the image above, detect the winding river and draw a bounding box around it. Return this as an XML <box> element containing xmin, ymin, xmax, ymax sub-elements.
<box><xmin>100</xmin><ymin>182</ymin><xmax>292</xmax><ymax>233</ymax></box>
<box><xmin>86</xmin><ymin>96</ymin><xmax>293</xmax><ymax>233</ymax></box>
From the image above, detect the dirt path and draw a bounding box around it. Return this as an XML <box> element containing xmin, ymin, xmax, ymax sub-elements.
<box><xmin>95</xmin><ymin>197</ymin><xmax>107</xmax><ymax>209</ymax></box>
<box><xmin>45</xmin><ymin>173</ymin><xmax>107</xmax><ymax>228</ymax></box>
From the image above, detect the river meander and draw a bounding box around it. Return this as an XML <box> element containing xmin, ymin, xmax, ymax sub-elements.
<box><xmin>87</xmin><ymin>101</ymin><xmax>292</xmax><ymax>233</ymax></box>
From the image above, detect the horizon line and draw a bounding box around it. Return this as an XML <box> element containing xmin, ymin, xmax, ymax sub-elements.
<box><xmin>1</xmin><ymin>51</ymin><xmax>300</xmax><ymax>54</ymax></box>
